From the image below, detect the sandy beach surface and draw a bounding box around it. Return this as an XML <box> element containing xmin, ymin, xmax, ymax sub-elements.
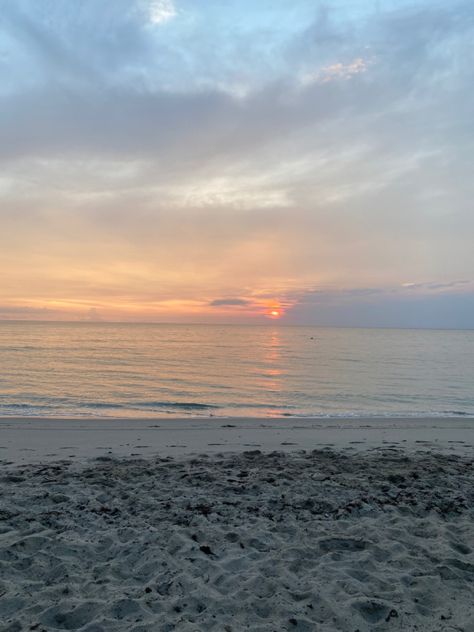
<box><xmin>1</xmin><ymin>417</ymin><xmax>473</xmax><ymax>631</ymax></box>
<box><xmin>1</xmin><ymin>416</ymin><xmax>473</xmax><ymax>464</ymax></box>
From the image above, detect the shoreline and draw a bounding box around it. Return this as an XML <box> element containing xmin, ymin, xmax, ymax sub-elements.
<box><xmin>1</xmin><ymin>415</ymin><xmax>473</xmax><ymax>465</ymax></box>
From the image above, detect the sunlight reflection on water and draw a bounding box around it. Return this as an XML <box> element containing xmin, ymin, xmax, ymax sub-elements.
<box><xmin>0</xmin><ymin>322</ymin><xmax>473</xmax><ymax>418</ymax></box>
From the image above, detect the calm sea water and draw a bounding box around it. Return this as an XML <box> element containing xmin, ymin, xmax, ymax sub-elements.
<box><xmin>0</xmin><ymin>322</ymin><xmax>473</xmax><ymax>418</ymax></box>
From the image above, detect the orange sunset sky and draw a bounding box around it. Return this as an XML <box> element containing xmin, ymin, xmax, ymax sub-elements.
<box><xmin>1</xmin><ymin>0</ymin><xmax>473</xmax><ymax>327</ymax></box>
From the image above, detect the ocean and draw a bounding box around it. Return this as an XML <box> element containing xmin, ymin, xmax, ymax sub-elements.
<box><xmin>0</xmin><ymin>322</ymin><xmax>473</xmax><ymax>419</ymax></box>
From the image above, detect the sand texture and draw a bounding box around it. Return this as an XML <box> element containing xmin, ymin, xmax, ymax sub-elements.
<box><xmin>1</xmin><ymin>448</ymin><xmax>473</xmax><ymax>631</ymax></box>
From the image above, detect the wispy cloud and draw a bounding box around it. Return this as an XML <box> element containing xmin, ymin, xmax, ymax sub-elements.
<box><xmin>402</xmin><ymin>281</ymin><xmax>471</xmax><ymax>291</ymax></box>
<box><xmin>0</xmin><ymin>305</ymin><xmax>58</xmax><ymax>319</ymax></box>
<box><xmin>210</xmin><ymin>298</ymin><xmax>250</xmax><ymax>307</ymax></box>
<box><xmin>299</xmin><ymin>56</ymin><xmax>374</xmax><ymax>86</ymax></box>
<box><xmin>148</xmin><ymin>0</ymin><xmax>177</xmax><ymax>25</ymax></box>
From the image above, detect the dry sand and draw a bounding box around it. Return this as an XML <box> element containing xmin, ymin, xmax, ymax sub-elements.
<box><xmin>0</xmin><ymin>417</ymin><xmax>473</xmax><ymax>631</ymax></box>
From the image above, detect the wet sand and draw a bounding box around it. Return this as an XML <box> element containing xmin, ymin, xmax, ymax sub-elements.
<box><xmin>0</xmin><ymin>416</ymin><xmax>473</xmax><ymax>464</ymax></box>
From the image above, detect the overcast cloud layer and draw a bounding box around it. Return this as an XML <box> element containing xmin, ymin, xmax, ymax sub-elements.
<box><xmin>1</xmin><ymin>0</ymin><xmax>473</xmax><ymax>326</ymax></box>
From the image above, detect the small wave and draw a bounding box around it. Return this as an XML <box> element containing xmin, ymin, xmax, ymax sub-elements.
<box><xmin>0</xmin><ymin>400</ymin><xmax>220</xmax><ymax>415</ymax></box>
<box><xmin>78</xmin><ymin>402</ymin><xmax>126</xmax><ymax>410</ymax></box>
<box><xmin>228</xmin><ymin>402</ymin><xmax>297</xmax><ymax>410</ymax></box>
<box><xmin>76</xmin><ymin>401</ymin><xmax>219</xmax><ymax>411</ymax></box>
<box><xmin>277</xmin><ymin>410</ymin><xmax>474</xmax><ymax>419</ymax></box>
<box><xmin>133</xmin><ymin>401</ymin><xmax>218</xmax><ymax>410</ymax></box>
<box><xmin>1</xmin><ymin>402</ymin><xmax>65</xmax><ymax>410</ymax></box>
<box><xmin>0</xmin><ymin>402</ymin><xmax>63</xmax><ymax>417</ymax></box>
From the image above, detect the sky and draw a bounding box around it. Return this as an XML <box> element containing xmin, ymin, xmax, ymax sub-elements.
<box><xmin>0</xmin><ymin>0</ymin><xmax>473</xmax><ymax>328</ymax></box>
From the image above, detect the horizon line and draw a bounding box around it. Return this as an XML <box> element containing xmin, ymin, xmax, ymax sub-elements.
<box><xmin>0</xmin><ymin>319</ymin><xmax>472</xmax><ymax>332</ymax></box>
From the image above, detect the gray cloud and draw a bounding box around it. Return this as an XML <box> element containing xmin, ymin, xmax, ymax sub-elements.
<box><xmin>210</xmin><ymin>298</ymin><xmax>250</xmax><ymax>307</ymax></box>
<box><xmin>403</xmin><ymin>281</ymin><xmax>471</xmax><ymax>291</ymax></box>
<box><xmin>286</xmin><ymin>285</ymin><xmax>474</xmax><ymax>329</ymax></box>
<box><xmin>0</xmin><ymin>305</ymin><xmax>58</xmax><ymax>318</ymax></box>
<box><xmin>1</xmin><ymin>0</ymin><xmax>472</xmax><ymax>166</ymax></box>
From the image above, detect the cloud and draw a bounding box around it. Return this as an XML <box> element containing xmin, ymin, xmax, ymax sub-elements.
<box><xmin>84</xmin><ymin>307</ymin><xmax>104</xmax><ymax>321</ymax></box>
<box><xmin>286</xmin><ymin>284</ymin><xmax>474</xmax><ymax>329</ymax></box>
<box><xmin>299</xmin><ymin>56</ymin><xmax>374</xmax><ymax>86</ymax></box>
<box><xmin>0</xmin><ymin>305</ymin><xmax>58</xmax><ymax>319</ymax></box>
<box><xmin>1</xmin><ymin>0</ymin><xmax>472</xmax><ymax>184</ymax></box>
<box><xmin>402</xmin><ymin>281</ymin><xmax>471</xmax><ymax>291</ymax></box>
<box><xmin>210</xmin><ymin>298</ymin><xmax>250</xmax><ymax>307</ymax></box>
<box><xmin>148</xmin><ymin>0</ymin><xmax>176</xmax><ymax>25</ymax></box>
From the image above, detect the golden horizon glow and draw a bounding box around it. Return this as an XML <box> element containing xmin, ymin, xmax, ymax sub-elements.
<box><xmin>0</xmin><ymin>292</ymin><xmax>297</xmax><ymax>323</ymax></box>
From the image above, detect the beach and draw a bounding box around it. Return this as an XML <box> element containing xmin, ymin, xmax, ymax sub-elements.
<box><xmin>3</xmin><ymin>0</ymin><xmax>473</xmax><ymax>627</ymax></box>
<box><xmin>1</xmin><ymin>417</ymin><xmax>473</xmax><ymax>631</ymax></box>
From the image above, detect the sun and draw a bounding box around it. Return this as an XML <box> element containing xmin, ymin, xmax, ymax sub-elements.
<box><xmin>266</xmin><ymin>303</ymin><xmax>283</xmax><ymax>319</ymax></box>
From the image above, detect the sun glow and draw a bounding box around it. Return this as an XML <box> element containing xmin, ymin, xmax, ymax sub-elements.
<box><xmin>270</xmin><ymin>309</ymin><xmax>281</xmax><ymax>318</ymax></box>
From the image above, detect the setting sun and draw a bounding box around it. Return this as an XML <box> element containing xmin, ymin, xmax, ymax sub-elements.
<box><xmin>270</xmin><ymin>310</ymin><xmax>280</xmax><ymax>317</ymax></box>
